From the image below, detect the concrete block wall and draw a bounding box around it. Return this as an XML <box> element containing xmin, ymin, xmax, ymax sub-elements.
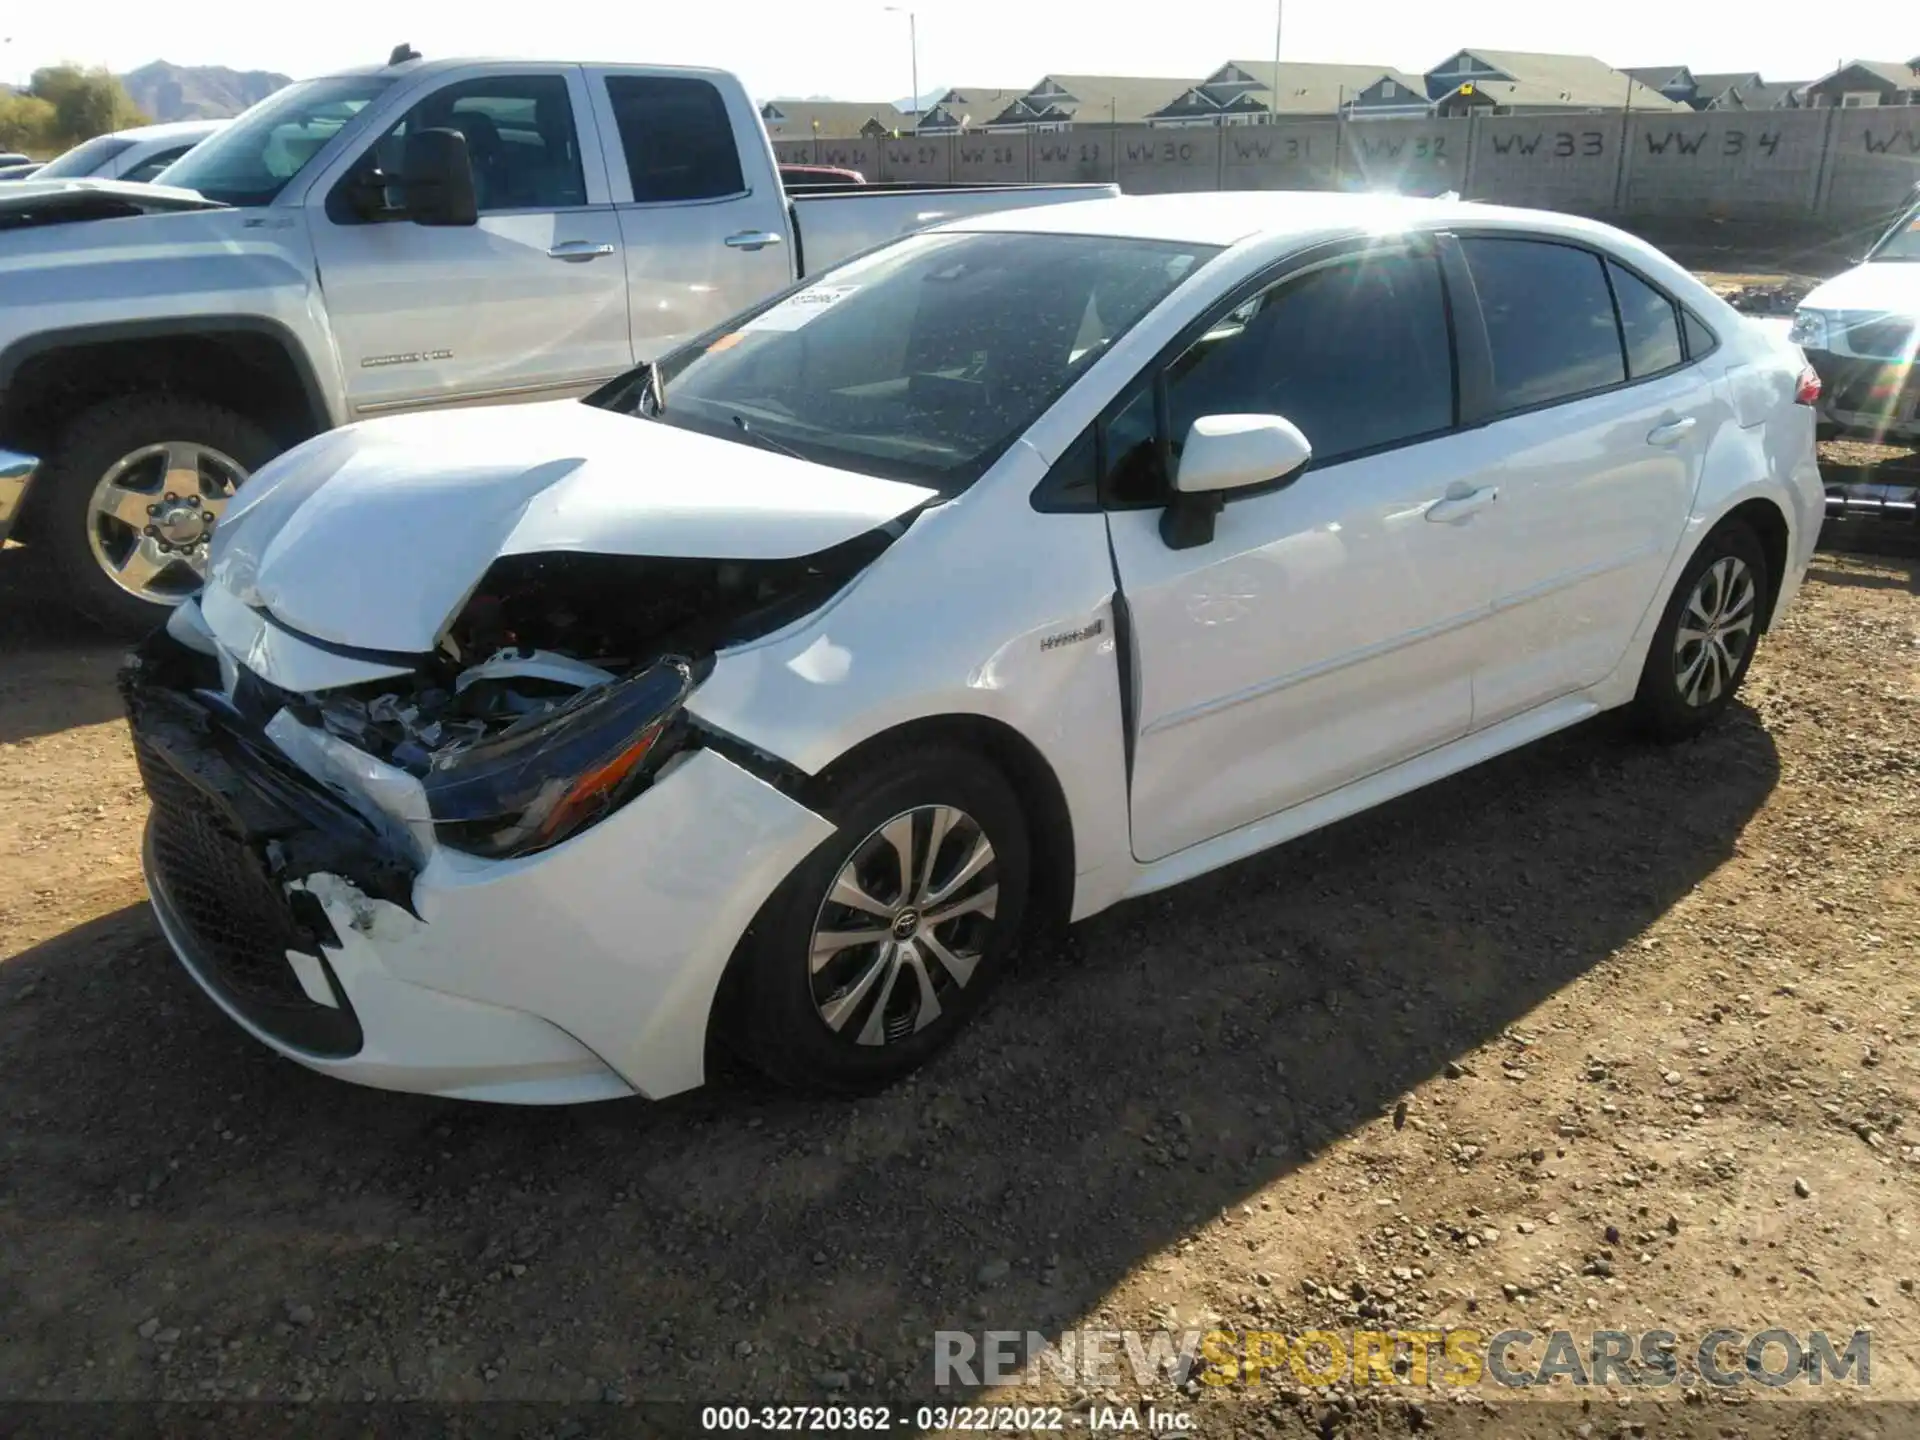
<box><xmin>770</xmin><ymin>105</ymin><xmax>1920</xmax><ymax>220</ymax></box>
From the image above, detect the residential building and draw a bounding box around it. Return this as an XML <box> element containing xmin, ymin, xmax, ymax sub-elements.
<box><xmin>759</xmin><ymin>99</ymin><xmax>906</xmax><ymax>141</ymax></box>
<box><xmin>914</xmin><ymin>86</ymin><xmax>1027</xmax><ymax>133</ymax></box>
<box><xmin>1149</xmin><ymin>61</ymin><xmax>1429</xmax><ymax>124</ymax></box>
<box><xmin>1708</xmin><ymin>78</ymin><xmax>1811</xmax><ymax>111</ymax></box>
<box><xmin>1426</xmin><ymin>49</ymin><xmax>1687</xmax><ymax>115</ymax></box>
<box><xmin>1800</xmin><ymin>60</ymin><xmax>1920</xmax><ymax>108</ymax></box>
<box><xmin>975</xmin><ymin>75</ymin><xmax>1203</xmax><ymax>131</ymax></box>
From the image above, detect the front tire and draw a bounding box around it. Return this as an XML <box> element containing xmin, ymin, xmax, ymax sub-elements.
<box><xmin>725</xmin><ymin>745</ymin><xmax>1031</xmax><ymax>1094</ymax></box>
<box><xmin>1630</xmin><ymin>520</ymin><xmax>1770</xmax><ymax>742</ymax></box>
<box><xmin>37</xmin><ymin>394</ymin><xmax>280</xmax><ymax>635</ymax></box>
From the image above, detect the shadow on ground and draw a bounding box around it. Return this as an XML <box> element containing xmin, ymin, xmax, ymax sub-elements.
<box><xmin>0</xmin><ymin>546</ymin><xmax>131</xmax><ymax>744</ymax></box>
<box><xmin>0</xmin><ymin>690</ymin><xmax>1781</xmax><ymax>1411</ymax></box>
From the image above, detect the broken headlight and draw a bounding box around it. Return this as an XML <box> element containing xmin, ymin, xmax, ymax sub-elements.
<box><xmin>423</xmin><ymin>657</ymin><xmax>697</xmax><ymax>859</ymax></box>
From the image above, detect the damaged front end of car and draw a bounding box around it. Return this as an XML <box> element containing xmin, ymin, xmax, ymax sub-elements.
<box><xmin>123</xmin><ymin>525</ymin><xmax>899</xmax><ymax>1058</ymax></box>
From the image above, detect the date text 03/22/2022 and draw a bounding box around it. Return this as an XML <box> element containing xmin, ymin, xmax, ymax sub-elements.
<box><xmin>699</xmin><ymin>1404</ymin><xmax>1193</xmax><ymax>1431</ymax></box>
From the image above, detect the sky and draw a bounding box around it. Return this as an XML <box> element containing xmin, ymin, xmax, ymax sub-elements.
<box><xmin>0</xmin><ymin>1</ymin><xmax>1902</xmax><ymax>101</ymax></box>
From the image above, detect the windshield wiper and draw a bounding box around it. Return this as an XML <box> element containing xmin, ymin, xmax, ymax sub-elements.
<box><xmin>730</xmin><ymin>413</ymin><xmax>809</xmax><ymax>463</ymax></box>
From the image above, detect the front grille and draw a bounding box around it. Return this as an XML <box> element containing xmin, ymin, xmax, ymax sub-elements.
<box><xmin>135</xmin><ymin>729</ymin><xmax>365</xmax><ymax>1058</ymax></box>
<box><xmin>1843</xmin><ymin>318</ymin><xmax>1916</xmax><ymax>360</ymax></box>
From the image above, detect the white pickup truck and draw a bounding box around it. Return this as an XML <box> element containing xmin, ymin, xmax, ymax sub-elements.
<box><xmin>0</xmin><ymin>51</ymin><xmax>1114</xmax><ymax>630</ymax></box>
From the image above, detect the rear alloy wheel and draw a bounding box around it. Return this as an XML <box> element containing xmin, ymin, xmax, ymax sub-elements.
<box><xmin>727</xmin><ymin>746</ymin><xmax>1029</xmax><ymax>1093</ymax></box>
<box><xmin>1631</xmin><ymin>520</ymin><xmax>1770</xmax><ymax>741</ymax></box>
<box><xmin>38</xmin><ymin>394</ymin><xmax>280</xmax><ymax>635</ymax></box>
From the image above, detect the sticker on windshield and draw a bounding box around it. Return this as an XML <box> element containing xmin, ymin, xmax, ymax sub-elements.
<box><xmin>745</xmin><ymin>285</ymin><xmax>860</xmax><ymax>333</ymax></box>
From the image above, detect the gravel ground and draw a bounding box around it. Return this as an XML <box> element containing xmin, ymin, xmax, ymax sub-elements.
<box><xmin>1</xmin><ymin>528</ymin><xmax>1917</xmax><ymax>1439</ymax></box>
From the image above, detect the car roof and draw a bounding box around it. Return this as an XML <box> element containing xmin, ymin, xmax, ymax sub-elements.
<box><xmin>114</xmin><ymin>119</ymin><xmax>230</xmax><ymax>143</ymax></box>
<box><xmin>943</xmin><ymin>190</ymin><xmax>1619</xmax><ymax>250</ymax></box>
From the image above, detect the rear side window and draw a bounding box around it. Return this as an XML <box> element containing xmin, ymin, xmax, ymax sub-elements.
<box><xmin>1607</xmin><ymin>261</ymin><xmax>1683</xmax><ymax>377</ymax></box>
<box><xmin>1104</xmin><ymin>248</ymin><xmax>1455</xmax><ymax>503</ymax></box>
<box><xmin>122</xmin><ymin>145</ymin><xmax>194</xmax><ymax>184</ymax></box>
<box><xmin>605</xmin><ymin>76</ymin><xmax>745</xmax><ymax>203</ymax></box>
<box><xmin>1683</xmin><ymin>310</ymin><xmax>1719</xmax><ymax>360</ymax></box>
<box><xmin>1461</xmin><ymin>238</ymin><xmax>1625</xmax><ymax>413</ymax></box>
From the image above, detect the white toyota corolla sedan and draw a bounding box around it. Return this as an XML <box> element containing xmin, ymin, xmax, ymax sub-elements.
<box><xmin>125</xmin><ymin>193</ymin><xmax>1823</xmax><ymax>1104</ymax></box>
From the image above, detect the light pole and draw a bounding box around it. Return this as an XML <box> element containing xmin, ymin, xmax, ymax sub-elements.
<box><xmin>885</xmin><ymin>6</ymin><xmax>920</xmax><ymax>133</ymax></box>
<box><xmin>1269</xmin><ymin>0</ymin><xmax>1283</xmax><ymax>125</ymax></box>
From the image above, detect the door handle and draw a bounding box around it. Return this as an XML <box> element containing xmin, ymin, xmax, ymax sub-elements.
<box><xmin>1425</xmin><ymin>484</ymin><xmax>1499</xmax><ymax>524</ymax></box>
<box><xmin>547</xmin><ymin>241</ymin><xmax>616</xmax><ymax>262</ymax></box>
<box><xmin>1647</xmin><ymin>414</ymin><xmax>1697</xmax><ymax>446</ymax></box>
<box><xmin>724</xmin><ymin>230</ymin><xmax>785</xmax><ymax>251</ymax></box>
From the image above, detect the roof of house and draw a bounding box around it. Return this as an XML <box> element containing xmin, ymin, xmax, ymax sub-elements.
<box><xmin>1438</xmin><ymin>49</ymin><xmax>1687</xmax><ymax>110</ymax></box>
<box><xmin>1206</xmin><ymin>60</ymin><xmax>1428</xmax><ymax>113</ymax></box>
<box><xmin>759</xmin><ymin>99</ymin><xmax>905</xmax><ymax>137</ymax></box>
<box><xmin>1690</xmin><ymin>71</ymin><xmax>1764</xmax><ymax>96</ymax></box>
<box><xmin>1009</xmin><ymin>74</ymin><xmax>1201</xmax><ymax>125</ymax></box>
<box><xmin>1805</xmin><ymin>59</ymin><xmax>1920</xmax><ymax>90</ymax></box>
<box><xmin>1623</xmin><ymin>66</ymin><xmax>1691</xmax><ymax>88</ymax></box>
<box><xmin>1710</xmin><ymin>79</ymin><xmax>1808</xmax><ymax>110</ymax></box>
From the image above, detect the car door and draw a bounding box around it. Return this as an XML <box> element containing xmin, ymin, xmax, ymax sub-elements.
<box><xmin>307</xmin><ymin>66</ymin><xmax>633</xmax><ymax>418</ymax></box>
<box><xmin>1449</xmin><ymin>236</ymin><xmax>1717</xmax><ymax>725</ymax></box>
<box><xmin>586</xmin><ymin>70</ymin><xmax>796</xmax><ymax>362</ymax></box>
<box><xmin>1104</xmin><ymin>242</ymin><xmax>1504</xmax><ymax>864</ymax></box>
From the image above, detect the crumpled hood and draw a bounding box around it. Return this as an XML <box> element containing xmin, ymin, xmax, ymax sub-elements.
<box><xmin>1802</xmin><ymin>262</ymin><xmax>1920</xmax><ymax>316</ymax></box>
<box><xmin>209</xmin><ymin>401</ymin><xmax>937</xmax><ymax>653</ymax></box>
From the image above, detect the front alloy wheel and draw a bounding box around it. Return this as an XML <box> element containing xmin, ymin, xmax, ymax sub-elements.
<box><xmin>85</xmin><ymin>441</ymin><xmax>249</xmax><ymax>605</ymax></box>
<box><xmin>724</xmin><ymin>745</ymin><xmax>1030</xmax><ymax>1094</ymax></box>
<box><xmin>809</xmin><ymin>806</ymin><xmax>999</xmax><ymax>1047</ymax></box>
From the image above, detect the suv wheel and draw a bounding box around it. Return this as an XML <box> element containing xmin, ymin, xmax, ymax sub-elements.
<box><xmin>38</xmin><ymin>394</ymin><xmax>280</xmax><ymax>634</ymax></box>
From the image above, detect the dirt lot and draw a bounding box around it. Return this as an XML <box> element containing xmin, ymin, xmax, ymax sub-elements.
<box><xmin>1</xmin><ymin>521</ymin><xmax>1918</xmax><ymax>1438</ymax></box>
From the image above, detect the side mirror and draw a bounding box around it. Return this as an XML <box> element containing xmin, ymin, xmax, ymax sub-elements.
<box><xmin>401</xmin><ymin>128</ymin><xmax>478</xmax><ymax>227</ymax></box>
<box><xmin>1161</xmin><ymin>414</ymin><xmax>1313</xmax><ymax>550</ymax></box>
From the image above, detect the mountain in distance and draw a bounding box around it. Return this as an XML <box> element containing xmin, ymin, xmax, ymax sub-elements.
<box><xmin>119</xmin><ymin>61</ymin><xmax>291</xmax><ymax>121</ymax></box>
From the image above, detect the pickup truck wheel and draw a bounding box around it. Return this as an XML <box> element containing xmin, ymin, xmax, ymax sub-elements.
<box><xmin>39</xmin><ymin>395</ymin><xmax>279</xmax><ymax>634</ymax></box>
<box><xmin>725</xmin><ymin>745</ymin><xmax>1031</xmax><ymax>1095</ymax></box>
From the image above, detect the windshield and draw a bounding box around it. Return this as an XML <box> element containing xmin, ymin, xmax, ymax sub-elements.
<box><xmin>157</xmin><ymin>75</ymin><xmax>395</xmax><ymax>206</ymax></box>
<box><xmin>36</xmin><ymin>134</ymin><xmax>135</xmax><ymax>179</ymax></box>
<box><xmin>1868</xmin><ymin>203</ymin><xmax>1920</xmax><ymax>262</ymax></box>
<box><xmin>603</xmin><ymin>231</ymin><xmax>1217</xmax><ymax>488</ymax></box>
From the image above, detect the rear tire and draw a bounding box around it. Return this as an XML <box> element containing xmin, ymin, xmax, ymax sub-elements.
<box><xmin>1629</xmin><ymin>521</ymin><xmax>1771</xmax><ymax>742</ymax></box>
<box><xmin>38</xmin><ymin>394</ymin><xmax>280</xmax><ymax>636</ymax></box>
<box><xmin>725</xmin><ymin>745</ymin><xmax>1030</xmax><ymax>1095</ymax></box>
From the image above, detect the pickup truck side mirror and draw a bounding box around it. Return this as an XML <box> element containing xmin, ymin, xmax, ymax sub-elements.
<box><xmin>1160</xmin><ymin>414</ymin><xmax>1313</xmax><ymax>550</ymax></box>
<box><xmin>401</xmin><ymin>128</ymin><xmax>478</xmax><ymax>227</ymax></box>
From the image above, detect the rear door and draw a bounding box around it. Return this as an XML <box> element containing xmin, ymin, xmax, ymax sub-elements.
<box><xmin>308</xmin><ymin>65</ymin><xmax>633</xmax><ymax>417</ymax></box>
<box><xmin>585</xmin><ymin>69</ymin><xmax>795</xmax><ymax>361</ymax></box>
<box><xmin>1105</xmin><ymin>241</ymin><xmax>1501</xmax><ymax>863</ymax></box>
<box><xmin>1449</xmin><ymin>236</ymin><xmax>1718</xmax><ymax>725</ymax></box>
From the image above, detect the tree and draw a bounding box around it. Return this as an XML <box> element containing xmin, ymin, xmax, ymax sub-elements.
<box><xmin>25</xmin><ymin>64</ymin><xmax>147</xmax><ymax>148</ymax></box>
<box><xmin>0</xmin><ymin>91</ymin><xmax>58</xmax><ymax>153</ymax></box>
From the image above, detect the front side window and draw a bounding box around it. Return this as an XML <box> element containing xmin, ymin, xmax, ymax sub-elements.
<box><xmin>342</xmin><ymin>74</ymin><xmax>586</xmax><ymax>217</ymax></box>
<box><xmin>35</xmin><ymin>134</ymin><xmax>134</xmax><ymax>179</ymax></box>
<box><xmin>1606</xmin><ymin>260</ymin><xmax>1683</xmax><ymax>377</ymax></box>
<box><xmin>606</xmin><ymin>231</ymin><xmax>1216</xmax><ymax>489</ymax></box>
<box><xmin>1106</xmin><ymin>248</ymin><xmax>1456</xmax><ymax>503</ymax></box>
<box><xmin>159</xmin><ymin>75</ymin><xmax>394</xmax><ymax>206</ymax></box>
<box><xmin>605</xmin><ymin>76</ymin><xmax>744</xmax><ymax>203</ymax></box>
<box><xmin>1461</xmin><ymin>237</ymin><xmax>1625</xmax><ymax>413</ymax></box>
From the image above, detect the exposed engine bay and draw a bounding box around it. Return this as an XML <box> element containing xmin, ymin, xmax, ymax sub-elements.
<box><xmin>303</xmin><ymin>532</ymin><xmax>896</xmax><ymax>778</ymax></box>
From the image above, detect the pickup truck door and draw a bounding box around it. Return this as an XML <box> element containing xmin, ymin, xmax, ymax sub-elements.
<box><xmin>306</xmin><ymin>65</ymin><xmax>633</xmax><ymax>417</ymax></box>
<box><xmin>584</xmin><ymin>67</ymin><xmax>797</xmax><ymax>360</ymax></box>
